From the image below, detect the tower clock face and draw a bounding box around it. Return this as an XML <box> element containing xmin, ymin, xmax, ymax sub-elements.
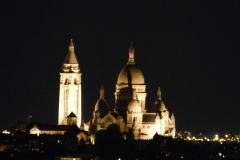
<box><xmin>129</xmin><ymin>54</ymin><xmax>133</xmax><ymax>58</ymax></box>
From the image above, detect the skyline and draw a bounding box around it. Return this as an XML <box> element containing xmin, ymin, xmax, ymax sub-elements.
<box><xmin>0</xmin><ymin>1</ymin><xmax>239</xmax><ymax>134</ymax></box>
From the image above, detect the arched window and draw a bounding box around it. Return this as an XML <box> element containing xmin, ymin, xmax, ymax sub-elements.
<box><xmin>74</xmin><ymin>78</ymin><xmax>78</xmax><ymax>85</ymax></box>
<box><xmin>64</xmin><ymin>78</ymin><xmax>70</xmax><ymax>85</ymax></box>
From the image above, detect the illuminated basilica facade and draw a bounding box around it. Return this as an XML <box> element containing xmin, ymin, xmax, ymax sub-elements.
<box><xmin>58</xmin><ymin>40</ymin><xmax>176</xmax><ymax>140</ymax></box>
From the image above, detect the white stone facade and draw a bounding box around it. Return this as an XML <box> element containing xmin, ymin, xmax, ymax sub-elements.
<box><xmin>87</xmin><ymin>42</ymin><xmax>176</xmax><ymax>139</ymax></box>
<box><xmin>58</xmin><ymin>40</ymin><xmax>82</xmax><ymax>126</ymax></box>
<box><xmin>57</xmin><ymin>40</ymin><xmax>175</xmax><ymax>139</ymax></box>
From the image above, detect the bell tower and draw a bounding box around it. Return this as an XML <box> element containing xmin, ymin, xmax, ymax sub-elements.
<box><xmin>58</xmin><ymin>39</ymin><xmax>82</xmax><ymax>126</ymax></box>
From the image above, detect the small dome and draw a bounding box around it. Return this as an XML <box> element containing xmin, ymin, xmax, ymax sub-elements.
<box><xmin>94</xmin><ymin>86</ymin><xmax>109</xmax><ymax>118</ymax></box>
<box><xmin>128</xmin><ymin>89</ymin><xmax>142</xmax><ymax>112</ymax></box>
<box><xmin>117</xmin><ymin>64</ymin><xmax>145</xmax><ymax>84</ymax></box>
<box><xmin>153</xmin><ymin>87</ymin><xmax>167</xmax><ymax>112</ymax></box>
<box><xmin>128</xmin><ymin>100</ymin><xmax>142</xmax><ymax>112</ymax></box>
<box><xmin>153</xmin><ymin>99</ymin><xmax>166</xmax><ymax>112</ymax></box>
<box><xmin>94</xmin><ymin>99</ymin><xmax>109</xmax><ymax>113</ymax></box>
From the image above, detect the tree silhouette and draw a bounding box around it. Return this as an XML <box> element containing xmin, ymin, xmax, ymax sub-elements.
<box><xmin>94</xmin><ymin>124</ymin><xmax>126</xmax><ymax>159</ymax></box>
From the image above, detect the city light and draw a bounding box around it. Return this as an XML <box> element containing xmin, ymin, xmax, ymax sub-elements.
<box><xmin>2</xmin><ymin>130</ymin><xmax>10</xmax><ymax>134</ymax></box>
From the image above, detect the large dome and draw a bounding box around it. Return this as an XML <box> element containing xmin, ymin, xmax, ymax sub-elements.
<box><xmin>117</xmin><ymin>64</ymin><xmax>145</xmax><ymax>84</ymax></box>
<box><xmin>117</xmin><ymin>42</ymin><xmax>145</xmax><ymax>85</ymax></box>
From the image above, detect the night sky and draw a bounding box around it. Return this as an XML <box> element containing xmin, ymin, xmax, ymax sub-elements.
<box><xmin>0</xmin><ymin>1</ymin><xmax>239</xmax><ymax>134</ymax></box>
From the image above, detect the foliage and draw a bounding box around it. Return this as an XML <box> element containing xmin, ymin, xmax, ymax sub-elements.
<box><xmin>10</xmin><ymin>121</ymin><xmax>27</xmax><ymax>133</ymax></box>
<box><xmin>94</xmin><ymin>124</ymin><xmax>126</xmax><ymax>159</ymax></box>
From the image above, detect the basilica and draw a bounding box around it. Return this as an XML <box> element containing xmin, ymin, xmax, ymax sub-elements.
<box><xmin>31</xmin><ymin>40</ymin><xmax>175</xmax><ymax>140</ymax></box>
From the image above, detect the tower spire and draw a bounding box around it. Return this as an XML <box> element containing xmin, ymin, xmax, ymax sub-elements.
<box><xmin>171</xmin><ymin>113</ymin><xmax>175</xmax><ymax>120</ymax></box>
<box><xmin>157</xmin><ymin>87</ymin><xmax>161</xmax><ymax>100</ymax></box>
<box><xmin>62</xmin><ymin>39</ymin><xmax>80</xmax><ymax>73</ymax></box>
<box><xmin>69</xmin><ymin>39</ymin><xmax>74</xmax><ymax>53</ymax></box>
<box><xmin>63</xmin><ymin>39</ymin><xmax>78</xmax><ymax>64</ymax></box>
<box><xmin>100</xmin><ymin>85</ymin><xmax>104</xmax><ymax>98</ymax></box>
<box><xmin>128</xmin><ymin>41</ymin><xmax>135</xmax><ymax>64</ymax></box>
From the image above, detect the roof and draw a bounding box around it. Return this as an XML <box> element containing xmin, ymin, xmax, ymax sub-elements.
<box><xmin>64</xmin><ymin>39</ymin><xmax>78</xmax><ymax>64</ymax></box>
<box><xmin>67</xmin><ymin>112</ymin><xmax>77</xmax><ymax>118</ymax></box>
<box><xmin>110</xmin><ymin>112</ymin><xmax>118</xmax><ymax>119</ymax></box>
<box><xmin>78</xmin><ymin>130</ymin><xmax>90</xmax><ymax>136</ymax></box>
<box><xmin>33</xmin><ymin>124</ymin><xmax>80</xmax><ymax>132</ymax></box>
<box><xmin>142</xmin><ymin>113</ymin><xmax>156</xmax><ymax>123</ymax></box>
<box><xmin>64</xmin><ymin>52</ymin><xmax>78</xmax><ymax>64</ymax></box>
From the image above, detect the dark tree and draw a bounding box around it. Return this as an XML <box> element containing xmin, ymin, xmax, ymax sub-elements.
<box><xmin>10</xmin><ymin>121</ymin><xmax>27</xmax><ymax>133</ymax></box>
<box><xmin>94</xmin><ymin>124</ymin><xmax>126</xmax><ymax>159</ymax></box>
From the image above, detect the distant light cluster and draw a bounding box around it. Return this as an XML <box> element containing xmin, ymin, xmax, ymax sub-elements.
<box><xmin>2</xmin><ymin>130</ymin><xmax>10</xmax><ymax>134</ymax></box>
<box><xmin>176</xmin><ymin>131</ymin><xmax>240</xmax><ymax>143</ymax></box>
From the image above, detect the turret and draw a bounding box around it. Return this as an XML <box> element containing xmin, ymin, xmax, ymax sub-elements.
<box><xmin>80</xmin><ymin>120</ymin><xmax>85</xmax><ymax>130</ymax></box>
<box><xmin>66</xmin><ymin>112</ymin><xmax>77</xmax><ymax>125</ymax></box>
<box><xmin>155</xmin><ymin>113</ymin><xmax>160</xmax><ymax>123</ymax></box>
<box><xmin>153</xmin><ymin>87</ymin><xmax>167</xmax><ymax>113</ymax></box>
<box><xmin>171</xmin><ymin>113</ymin><xmax>175</xmax><ymax>122</ymax></box>
<box><xmin>127</xmin><ymin>89</ymin><xmax>142</xmax><ymax>113</ymax></box>
<box><xmin>62</xmin><ymin>39</ymin><xmax>80</xmax><ymax>73</ymax></box>
<box><xmin>94</xmin><ymin>86</ymin><xmax>109</xmax><ymax>118</ymax></box>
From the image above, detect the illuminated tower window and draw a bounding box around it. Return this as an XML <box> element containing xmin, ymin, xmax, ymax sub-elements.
<box><xmin>64</xmin><ymin>89</ymin><xmax>69</xmax><ymax>118</ymax></box>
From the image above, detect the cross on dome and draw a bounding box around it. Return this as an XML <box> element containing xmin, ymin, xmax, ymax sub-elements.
<box><xmin>128</xmin><ymin>41</ymin><xmax>135</xmax><ymax>64</ymax></box>
<box><xmin>157</xmin><ymin>87</ymin><xmax>161</xmax><ymax>100</ymax></box>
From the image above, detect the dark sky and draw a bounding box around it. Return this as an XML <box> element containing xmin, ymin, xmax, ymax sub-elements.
<box><xmin>0</xmin><ymin>1</ymin><xmax>239</xmax><ymax>134</ymax></box>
